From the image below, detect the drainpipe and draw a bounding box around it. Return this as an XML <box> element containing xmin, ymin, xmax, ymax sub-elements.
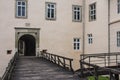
<box><xmin>82</xmin><ymin>0</ymin><xmax>85</xmax><ymax>56</ymax></box>
<box><xmin>108</xmin><ymin>0</ymin><xmax>110</xmax><ymax>66</ymax></box>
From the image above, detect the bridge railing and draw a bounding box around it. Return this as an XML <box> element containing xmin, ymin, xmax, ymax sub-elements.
<box><xmin>40</xmin><ymin>50</ymin><xmax>74</xmax><ymax>72</ymax></box>
<box><xmin>80</xmin><ymin>52</ymin><xmax>120</xmax><ymax>80</ymax></box>
<box><xmin>80</xmin><ymin>52</ymin><xmax>120</xmax><ymax>67</ymax></box>
<box><xmin>1</xmin><ymin>52</ymin><xmax>19</xmax><ymax>80</ymax></box>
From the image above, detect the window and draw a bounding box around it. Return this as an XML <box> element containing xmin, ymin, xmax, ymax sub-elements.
<box><xmin>72</xmin><ymin>5</ymin><xmax>82</xmax><ymax>22</ymax></box>
<box><xmin>88</xmin><ymin>34</ymin><xmax>93</xmax><ymax>44</ymax></box>
<box><xmin>117</xmin><ymin>31</ymin><xmax>120</xmax><ymax>47</ymax></box>
<box><xmin>118</xmin><ymin>0</ymin><xmax>120</xmax><ymax>13</ymax></box>
<box><xmin>89</xmin><ymin>3</ymin><xmax>96</xmax><ymax>21</ymax></box>
<box><xmin>73</xmin><ymin>38</ymin><xmax>80</xmax><ymax>50</ymax></box>
<box><xmin>16</xmin><ymin>0</ymin><xmax>27</xmax><ymax>18</ymax></box>
<box><xmin>46</xmin><ymin>2</ymin><xmax>56</xmax><ymax>20</ymax></box>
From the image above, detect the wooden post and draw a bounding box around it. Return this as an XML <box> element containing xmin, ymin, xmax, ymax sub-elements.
<box><xmin>50</xmin><ymin>54</ymin><xmax>51</xmax><ymax>61</ymax></box>
<box><xmin>69</xmin><ymin>60</ymin><xmax>73</xmax><ymax>71</ymax></box>
<box><xmin>63</xmin><ymin>58</ymin><xmax>66</xmax><ymax>68</ymax></box>
<box><xmin>94</xmin><ymin>67</ymin><xmax>98</xmax><ymax>80</ymax></box>
<box><xmin>58</xmin><ymin>56</ymin><xmax>60</xmax><ymax>66</ymax></box>
<box><xmin>80</xmin><ymin>61</ymin><xmax>84</xmax><ymax>77</ymax></box>
<box><xmin>80</xmin><ymin>55</ymin><xmax>84</xmax><ymax>77</ymax></box>
<box><xmin>89</xmin><ymin>56</ymin><xmax>90</xmax><ymax>68</ymax></box>
<box><xmin>110</xmin><ymin>72</ymin><xmax>112</xmax><ymax>80</ymax></box>
<box><xmin>115</xmin><ymin>74</ymin><xmax>119</xmax><ymax>80</ymax></box>
<box><xmin>110</xmin><ymin>71</ymin><xmax>116</xmax><ymax>80</ymax></box>
<box><xmin>54</xmin><ymin>55</ymin><xmax>56</xmax><ymax>64</ymax></box>
<box><xmin>116</xmin><ymin>54</ymin><xmax>118</xmax><ymax>65</ymax></box>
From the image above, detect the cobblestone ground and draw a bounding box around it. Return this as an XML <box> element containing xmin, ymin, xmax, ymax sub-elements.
<box><xmin>11</xmin><ymin>56</ymin><xmax>80</xmax><ymax>80</ymax></box>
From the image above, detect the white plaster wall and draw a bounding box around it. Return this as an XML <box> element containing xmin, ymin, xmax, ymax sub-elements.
<box><xmin>84</xmin><ymin>0</ymin><xmax>109</xmax><ymax>54</ymax></box>
<box><xmin>40</xmin><ymin>0</ymin><xmax>83</xmax><ymax>70</ymax></box>
<box><xmin>110</xmin><ymin>0</ymin><xmax>120</xmax><ymax>52</ymax></box>
<box><xmin>110</xmin><ymin>0</ymin><xmax>120</xmax><ymax>23</ymax></box>
<box><xmin>0</xmin><ymin>0</ymin><xmax>15</xmax><ymax>77</ymax></box>
<box><xmin>110</xmin><ymin>23</ymin><xmax>120</xmax><ymax>52</ymax></box>
<box><xmin>0</xmin><ymin>0</ymin><xmax>82</xmax><ymax>76</ymax></box>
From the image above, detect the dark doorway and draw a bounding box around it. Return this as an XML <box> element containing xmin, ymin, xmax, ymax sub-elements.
<box><xmin>18</xmin><ymin>34</ymin><xmax>36</xmax><ymax>56</ymax></box>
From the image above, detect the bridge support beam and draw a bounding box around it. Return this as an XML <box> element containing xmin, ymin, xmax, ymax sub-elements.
<box><xmin>94</xmin><ymin>67</ymin><xmax>98</xmax><ymax>80</ymax></box>
<box><xmin>110</xmin><ymin>72</ymin><xmax>119</xmax><ymax>80</ymax></box>
<box><xmin>115</xmin><ymin>74</ymin><xmax>119</xmax><ymax>80</ymax></box>
<box><xmin>80</xmin><ymin>61</ymin><xmax>84</xmax><ymax>77</ymax></box>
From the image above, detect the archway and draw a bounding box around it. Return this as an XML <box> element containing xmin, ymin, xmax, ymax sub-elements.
<box><xmin>18</xmin><ymin>34</ymin><xmax>36</xmax><ymax>56</ymax></box>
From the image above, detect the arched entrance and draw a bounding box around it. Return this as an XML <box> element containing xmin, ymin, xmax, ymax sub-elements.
<box><xmin>18</xmin><ymin>34</ymin><xmax>36</xmax><ymax>56</ymax></box>
<box><xmin>15</xmin><ymin>27</ymin><xmax>40</xmax><ymax>56</ymax></box>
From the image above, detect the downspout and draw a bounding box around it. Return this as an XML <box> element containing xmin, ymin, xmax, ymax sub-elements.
<box><xmin>108</xmin><ymin>0</ymin><xmax>110</xmax><ymax>66</ymax></box>
<box><xmin>82</xmin><ymin>0</ymin><xmax>85</xmax><ymax>56</ymax></box>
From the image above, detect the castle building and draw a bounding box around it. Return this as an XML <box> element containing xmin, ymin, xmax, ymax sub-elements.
<box><xmin>0</xmin><ymin>0</ymin><xmax>120</xmax><ymax>77</ymax></box>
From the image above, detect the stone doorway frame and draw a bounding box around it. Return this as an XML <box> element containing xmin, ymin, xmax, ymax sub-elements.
<box><xmin>15</xmin><ymin>27</ymin><xmax>40</xmax><ymax>56</ymax></box>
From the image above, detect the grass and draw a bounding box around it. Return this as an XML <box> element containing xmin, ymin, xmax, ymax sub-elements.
<box><xmin>87</xmin><ymin>76</ymin><xmax>109</xmax><ymax>80</ymax></box>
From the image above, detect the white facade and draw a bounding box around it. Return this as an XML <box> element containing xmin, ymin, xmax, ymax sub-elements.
<box><xmin>110</xmin><ymin>0</ymin><xmax>120</xmax><ymax>52</ymax></box>
<box><xmin>0</xmin><ymin>0</ymin><xmax>120</xmax><ymax>77</ymax></box>
<box><xmin>84</xmin><ymin>0</ymin><xmax>109</xmax><ymax>54</ymax></box>
<box><xmin>0</xmin><ymin>0</ymin><xmax>82</xmax><ymax>76</ymax></box>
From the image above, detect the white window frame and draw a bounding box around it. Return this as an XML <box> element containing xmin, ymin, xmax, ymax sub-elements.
<box><xmin>89</xmin><ymin>3</ymin><xmax>96</xmax><ymax>21</ymax></box>
<box><xmin>73</xmin><ymin>38</ymin><xmax>80</xmax><ymax>50</ymax></box>
<box><xmin>45</xmin><ymin>2</ymin><xmax>56</xmax><ymax>20</ymax></box>
<box><xmin>88</xmin><ymin>34</ymin><xmax>93</xmax><ymax>44</ymax></box>
<box><xmin>72</xmin><ymin>5</ymin><xmax>82</xmax><ymax>22</ymax></box>
<box><xmin>117</xmin><ymin>31</ymin><xmax>120</xmax><ymax>47</ymax></box>
<box><xmin>118</xmin><ymin>0</ymin><xmax>120</xmax><ymax>13</ymax></box>
<box><xmin>16</xmin><ymin>0</ymin><xmax>27</xmax><ymax>18</ymax></box>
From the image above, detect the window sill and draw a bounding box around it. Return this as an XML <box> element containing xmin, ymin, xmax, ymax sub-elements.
<box><xmin>15</xmin><ymin>16</ymin><xmax>27</xmax><ymax>19</ymax></box>
<box><xmin>46</xmin><ymin>18</ymin><xmax>56</xmax><ymax>21</ymax></box>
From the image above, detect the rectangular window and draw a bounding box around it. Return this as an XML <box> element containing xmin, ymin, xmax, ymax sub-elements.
<box><xmin>89</xmin><ymin>3</ymin><xmax>96</xmax><ymax>21</ymax></box>
<box><xmin>72</xmin><ymin>5</ymin><xmax>82</xmax><ymax>22</ymax></box>
<box><xmin>118</xmin><ymin>0</ymin><xmax>120</xmax><ymax>13</ymax></box>
<box><xmin>46</xmin><ymin>2</ymin><xmax>56</xmax><ymax>20</ymax></box>
<box><xmin>73</xmin><ymin>38</ymin><xmax>80</xmax><ymax>50</ymax></box>
<box><xmin>88</xmin><ymin>34</ymin><xmax>93</xmax><ymax>44</ymax></box>
<box><xmin>117</xmin><ymin>31</ymin><xmax>120</xmax><ymax>47</ymax></box>
<box><xmin>16</xmin><ymin>0</ymin><xmax>27</xmax><ymax>18</ymax></box>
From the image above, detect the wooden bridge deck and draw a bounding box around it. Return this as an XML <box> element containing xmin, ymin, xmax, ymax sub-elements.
<box><xmin>10</xmin><ymin>56</ymin><xmax>79</xmax><ymax>80</ymax></box>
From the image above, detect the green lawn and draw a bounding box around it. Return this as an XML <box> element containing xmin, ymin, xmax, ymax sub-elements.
<box><xmin>87</xmin><ymin>76</ymin><xmax>109</xmax><ymax>80</ymax></box>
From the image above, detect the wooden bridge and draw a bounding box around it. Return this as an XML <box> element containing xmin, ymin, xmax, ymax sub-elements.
<box><xmin>1</xmin><ymin>51</ymin><xmax>79</xmax><ymax>80</ymax></box>
<box><xmin>2</xmin><ymin>51</ymin><xmax>120</xmax><ymax>80</ymax></box>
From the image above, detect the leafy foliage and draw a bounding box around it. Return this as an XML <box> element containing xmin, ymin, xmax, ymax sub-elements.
<box><xmin>87</xmin><ymin>76</ymin><xmax>109</xmax><ymax>80</ymax></box>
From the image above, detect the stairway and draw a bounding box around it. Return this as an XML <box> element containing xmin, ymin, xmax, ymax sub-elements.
<box><xmin>11</xmin><ymin>56</ymin><xmax>79</xmax><ymax>80</ymax></box>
